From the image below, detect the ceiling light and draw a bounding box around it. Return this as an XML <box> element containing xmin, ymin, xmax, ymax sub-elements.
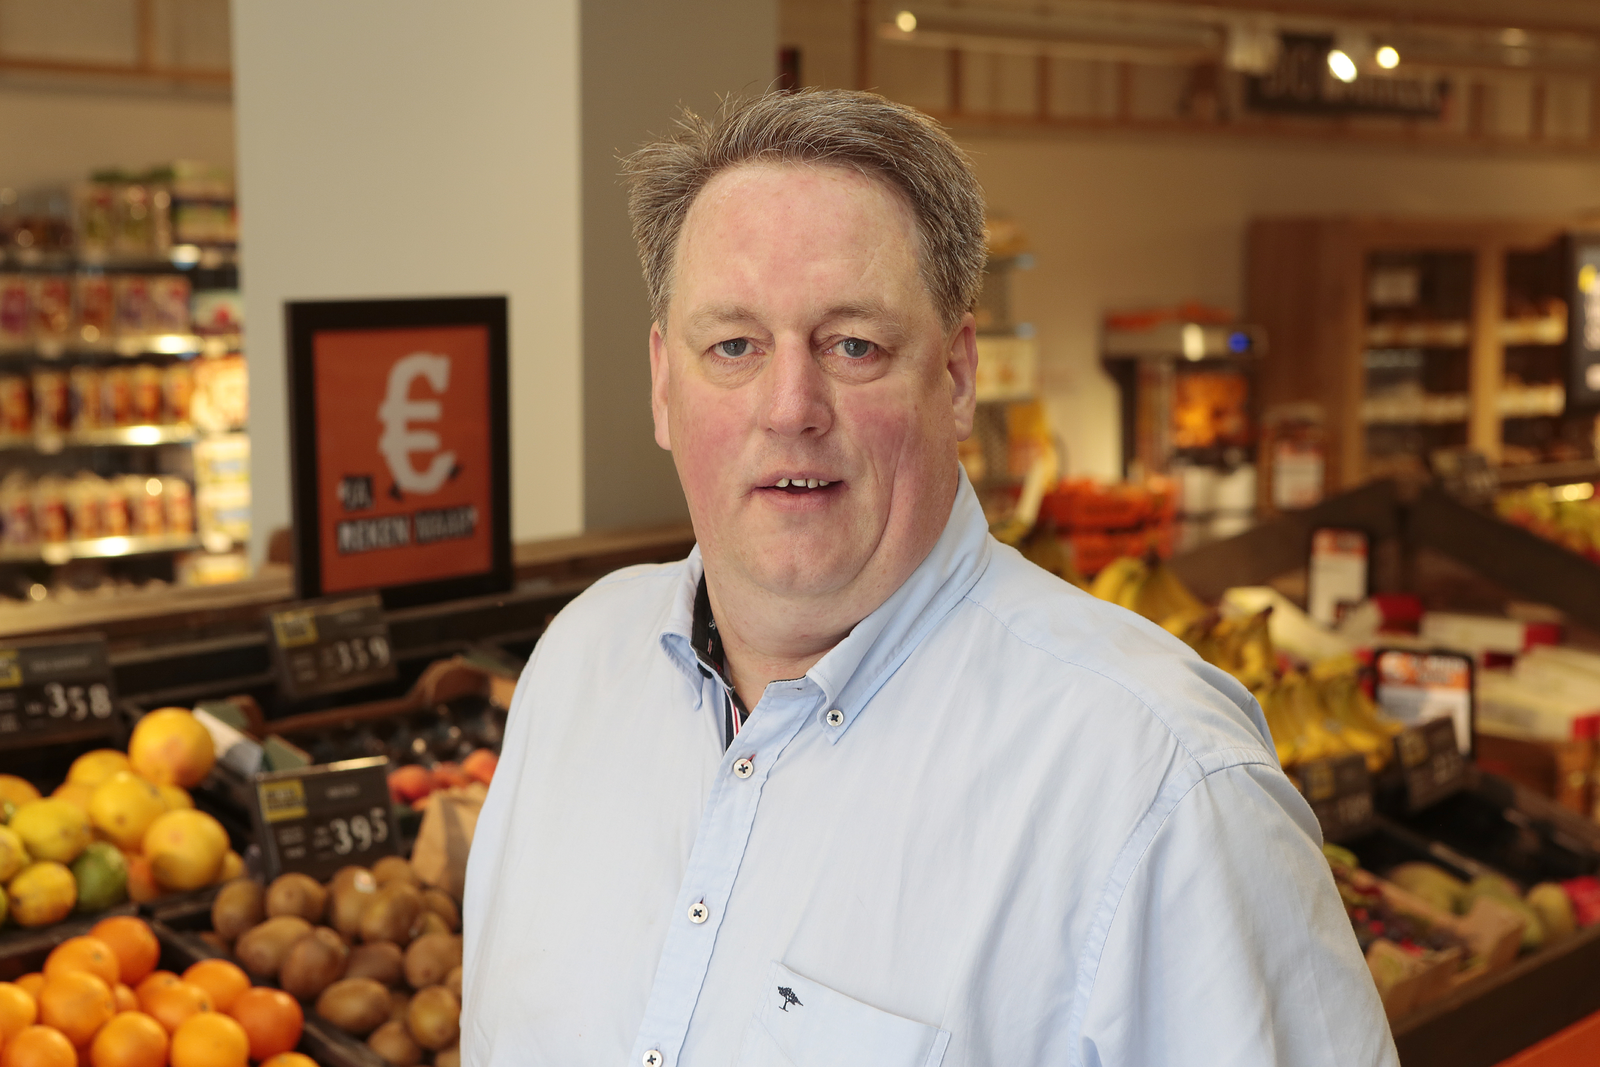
<box><xmin>1375</xmin><ymin>45</ymin><xmax>1399</xmax><ymax>69</ymax></box>
<box><xmin>1327</xmin><ymin>49</ymin><xmax>1358</xmax><ymax>82</ymax></box>
<box><xmin>894</xmin><ymin>10</ymin><xmax>917</xmax><ymax>33</ymax></box>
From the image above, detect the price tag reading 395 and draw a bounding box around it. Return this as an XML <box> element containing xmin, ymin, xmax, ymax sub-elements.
<box><xmin>0</xmin><ymin>635</ymin><xmax>117</xmax><ymax>744</ymax></box>
<box><xmin>268</xmin><ymin>593</ymin><xmax>397</xmax><ymax>701</ymax></box>
<box><xmin>250</xmin><ymin>756</ymin><xmax>398</xmax><ymax>881</ymax></box>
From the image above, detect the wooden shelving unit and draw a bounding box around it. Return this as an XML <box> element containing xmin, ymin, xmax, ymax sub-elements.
<box><xmin>1246</xmin><ymin>217</ymin><xmax>1590</xmax><ymax>499</ymax></box>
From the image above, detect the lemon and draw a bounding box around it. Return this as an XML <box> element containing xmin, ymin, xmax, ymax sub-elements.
<box><xmin>11</xmin><ymin>798</ymin><xmax>92</xmax><ymax>864</ymax></box>
<box><xmin>0</xmin><ymin>825</ymin><xmax>26</xmax><ymax>881</ymax></box>
<box><xmin>129</xmin><ymin>708</ymin><xmax>216</xmax><ymax>788</ymax></box>
<box><xmin>88</xmin><ymin>772</ymin><xmax>167</xmax><ymax>852</ymax></box>
<box><xmin>157</xmin><ymin>784</ymin><xmax>193</xmax><ymax>812</ymax></box>
<box><xmin>8</xmin><ymin>860</ymin><xmax>76</xmax><ymax>926</ymax></box>
<box><xmin>142</xmin><ymin>809</ymin><xmax>228</xmax><ymax>891</ymax></box>
<box><xmin>0</xmin><ymin>774</ymin><xmax>40</xmax><ymax>811</ymax></box>
<box><xmin>66</xmin><ymin>749</ymin><xmax>132</xmax><ymax>789</ymax></box>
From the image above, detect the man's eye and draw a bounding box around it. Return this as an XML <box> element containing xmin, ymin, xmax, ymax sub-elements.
<box><xmin>713</xmin><ymin>339</ymin><xmax>751</xmax><ymax>358</ymax></box>
<box><xmin>838</xmin><ymin>338</ymin><xmax>874</xmax><ymax>359</ymax></box>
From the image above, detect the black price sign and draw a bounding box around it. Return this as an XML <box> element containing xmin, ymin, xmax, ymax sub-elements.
<box><xmin>250</xmin><ymin>756</ymin><xmax>398</xmax><ymax>881</ymax></box>
<box><xmin>1396</xmin><ymin>718</ymin><xmax>1469</xmax><ymax>812</ymax></box>
<box><xmin>0</xmin><ymin>635</ymin><xmax>117</xmax><ymax>745</ymax></box>
<box><xmin>1299</xmin><ymin>753</ymin><xmax>1375</xmax><ymax>842</ymax></box>
<box><xmin>268</xmin><ymin>593</ymin><xmax>396</xmax><ymax>701</ymax></box>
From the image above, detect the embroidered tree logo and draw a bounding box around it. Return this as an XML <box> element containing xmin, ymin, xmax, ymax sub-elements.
<box><xmin>777</xmin><ymin>986</ymin><xmax>802</xmax><ymax>1012</ymax></box>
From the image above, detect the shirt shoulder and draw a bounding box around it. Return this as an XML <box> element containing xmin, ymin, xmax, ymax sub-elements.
<box><xmin>536</xmin><ymin>558</ymin><xmax>692</xmax><ymax>648</ymax></box>
<box><xmin>959</xmin><ymin>541</ymin><xmax>1275</xmax><ymax>773</ymax></box>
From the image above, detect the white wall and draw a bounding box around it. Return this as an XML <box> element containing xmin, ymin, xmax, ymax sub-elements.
<box><xmin>965</xmin><ymin>134</ymin><xmax>1600</xmax><ymax>479</ymax></box>
<box><xmin>230</xmin><ymin>0</ymin><xmax>583</xmax><ymax>561</ymax></box>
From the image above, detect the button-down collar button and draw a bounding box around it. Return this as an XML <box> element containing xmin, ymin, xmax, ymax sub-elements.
<box><xmin>733</xmin><ymin>757</ymin><xmax>754</xmax><ymax>778</ymax></box>
<box><xmin>826</xmin><ymin>708</ymin><xmax>844</xmax><ymax>726</ymax></box>
<box><xmin>643</xmin><ymin>1052</ymin><xmax>662</xmax><ymax>1067</ymax></box>
<box><xmin>689</xmin><ymin>901</ymin><xmax>709</xmax><ymax>924</ymax></box>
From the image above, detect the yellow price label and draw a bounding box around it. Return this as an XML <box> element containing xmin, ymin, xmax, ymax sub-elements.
<box><xmin>0</xmin><ymin>651</ymin><xmax>20</xmax><ymax>689</ymax></box>
<box><xmin>272</xmin><ymin>610</ymin><xmax>319</xmax><ymax>649</ymax></box>
<box><xmin>258</xmin><ymin>778</ymin><xmax>308</xmax><ymax>823</ymax></box>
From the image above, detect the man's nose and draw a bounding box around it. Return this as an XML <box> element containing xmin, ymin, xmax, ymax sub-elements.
<box><xmin>761</xmin><ymin>338</ymin><xmax>833</xmax><ymax>438</ymax></box>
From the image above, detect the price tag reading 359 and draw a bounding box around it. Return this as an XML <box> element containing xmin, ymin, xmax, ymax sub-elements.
<box><xmin>268</xmin><ymin>593</ymin><xmax>397</xmax><ymax>701</ymax></box>
<box><xmin>0</xmin><ymin>635</ymin><xmax>117</xmax><ymax>744</ymax></box>
<box><xmin>250</xmin><ymin>756</ymin><xmax>397</xmax><ymax>881</ymax></box>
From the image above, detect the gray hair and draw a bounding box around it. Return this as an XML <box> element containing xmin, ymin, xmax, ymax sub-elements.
<box><xmin>622</xmin><ymin>89</ymin><xmax>987</xmax><ymax>331</ymax></box>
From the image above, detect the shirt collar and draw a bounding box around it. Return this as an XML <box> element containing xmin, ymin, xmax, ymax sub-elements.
<box><xmin>659</xmin><ymin>469</ymin><xmax>993</xmax><ymax>739</ymax></box>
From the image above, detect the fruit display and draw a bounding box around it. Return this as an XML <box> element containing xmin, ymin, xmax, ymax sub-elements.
<box><xmin>1086</xmin><ymin>554</ymin><xmax>1404</xmax><ymax>772</ymax></box>
<box><xmin>385</xmin><ymin>752</ymin><xmax>494</xmax><ymax>813</ymax></box>
<box><xmin>1494</xmin><ymin>482</ymin><xmax>1600</xmax><ymax>562</ymax></box>
<box><xmin>0</xmin><ymin>708</ymin><xmax>239</xmax><ymax>930</ymax></box>
<box><xmin>0</xmin><ymin>914</ymin><xmax>292</xmax><ymax>1067</ymax></box>
<box><xmin>197</xmin><ymin>855</ymin><xmax>461</xmax><ymax>1067</ymax></box>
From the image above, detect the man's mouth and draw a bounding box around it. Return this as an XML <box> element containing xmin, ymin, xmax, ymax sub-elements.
<box><xmin>762</xmin><ymin>477</ymin><xmax>839</xmax><ymax>494</ymax></box>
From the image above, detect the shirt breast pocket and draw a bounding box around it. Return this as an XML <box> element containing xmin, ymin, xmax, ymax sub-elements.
<box><xmin>733</xmin><ymin>962</ymin><xmax>950</xmax><ymax>1067</ymax></box>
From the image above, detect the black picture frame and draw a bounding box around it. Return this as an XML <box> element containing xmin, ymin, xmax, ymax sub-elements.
<box><xmin>286</xmin><ymin>296</ymin><xmax>512</xmax><ymax>610</ymax></box>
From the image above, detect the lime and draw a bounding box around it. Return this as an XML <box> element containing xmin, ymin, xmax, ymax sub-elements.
<box><xmin>71</xmin><ymin>841</ymin><xmax>129</xmax><ymax>912</ymax></box>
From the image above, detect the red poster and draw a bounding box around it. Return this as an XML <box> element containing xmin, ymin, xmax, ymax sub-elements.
<box><xmin>313</xmin><ymin>325</ymin><xmax>494</xmax><ymax>594</ymax></box>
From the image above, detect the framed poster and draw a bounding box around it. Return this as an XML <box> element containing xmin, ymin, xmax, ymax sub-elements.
<box><xmin>287</xmin><ymin>297</ymin><xmax>511</xmax><ymax>608</ymax></box>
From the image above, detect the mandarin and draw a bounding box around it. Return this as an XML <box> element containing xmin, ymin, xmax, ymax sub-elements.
<box><xmin>0</xmin><ymin>1025</ymin><xmax>76</xmax><ymax>1067</ymax></box>
<box><xmin>130</xmin><ymin>974</ymin><xmax>177</xmax><ymax>1010</ymax></box>
<box><xmin>121</xmin><ymin>858</ymin><xmax>159</xmax><ymax>907</ymax></box>
<box><xmin>169</xmin><ymin>1013</ymin><xmax>247</xmax><ymax>1067</ymax></box>
<box><xmin>110</xmin><ymin>987</ymin><xmax>136</xmax><ymax>1015</ymax></box>
<box><xmin>13</xmin><ymin>977</ymin><xmax>43</xmax><ymax>1000</ymax></box>
<box><xmin>42</xmin><ymin>938</ymin><xmax>120</xmax><ymax>989</ymax></box>
<box><xmin>86</xmin><ymin>920</ymin><xmax>158</xmax><ymax>987</ymax></box>
<box><xmin>258</xmin><ymin>1055</ymin><xmax>317</xmax><ymax>1067</ymax></box>
<box><xmin>87</xmin><ymin>1012</ymin><xmax>166</xmax><ymax>1067</ymax></box>
<box><xmin>140</xmin><ymin>982</ymin><xmax>210</xmax><ymax>1035</ymax></box>
<box><xmin>36</xmin><ymin>972</ymin><xmax>115</xmax><ymax>1047</ymax></box>
<box><xmin>225</xmin><ymin>988</ymin><xmax>301</xmax><ymax>1061</ymax></box>
<box><xmin>178</xmin><ymin>963</ymin><xmax>247</xmax><ymax>1015</ymax></box>
<box><xmin>0</xmin><ymin>981</ymin><xmax>38</xmax><ymax>1037</ymax></box>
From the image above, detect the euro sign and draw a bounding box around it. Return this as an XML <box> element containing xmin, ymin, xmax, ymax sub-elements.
<box><xmin>378</xmin><ymin>352</ymin><xmax>456</xmax><ymax>495</ymax></box>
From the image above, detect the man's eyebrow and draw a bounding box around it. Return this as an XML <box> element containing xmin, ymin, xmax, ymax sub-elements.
<box><xmin>681</xmin><ymin>300</ymin><xmax>910</xmax><ymax>339</ymax></box>
<box><xmin>683</xmin><ymin>304</ymin><xmax>760</xmax><ymax>335</ymax></box>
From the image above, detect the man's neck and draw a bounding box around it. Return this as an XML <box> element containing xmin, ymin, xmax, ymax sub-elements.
<box><xmin>703</xmin><ymin>577</ymin><xmax>871</xmax><ymax>711</ymax></box>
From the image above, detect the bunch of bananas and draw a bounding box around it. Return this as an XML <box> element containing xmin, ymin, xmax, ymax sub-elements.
<box><xmin>1087</xmin><ymin>554</ymin><xmax>1402</xmax><ymax>771</ymax></box>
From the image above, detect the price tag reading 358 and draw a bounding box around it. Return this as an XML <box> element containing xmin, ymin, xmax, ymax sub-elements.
<box><xmin>251</xmin><ymin>756</ymin><xmax>398</xmax><ymax>881</ymax></box>
<box><xmin>0</xmin><ymin>635</ymin><xmax>118</xmax><ymax>744</ymax></box>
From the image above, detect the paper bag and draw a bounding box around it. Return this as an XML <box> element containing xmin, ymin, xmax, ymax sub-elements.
<box><xmin>411</xmin><ymin>782</ymin><xmax>489</xmax><ymax>900</ymax></box>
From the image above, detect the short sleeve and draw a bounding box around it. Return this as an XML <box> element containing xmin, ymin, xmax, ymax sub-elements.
<box><xmin>1078</xmin><ymin>762</ymin><xmax>1399</xmax><ymax>1067</ymax></box>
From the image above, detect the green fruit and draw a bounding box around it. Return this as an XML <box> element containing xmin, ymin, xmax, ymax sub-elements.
<box><xmin>71</xmin><ymin>841</ymin><xmax>128</xmax><ymax>912</ymax></box>
<box><xmin>1527</xmin><ymin>883</ymin><xmax>1577</xmax><ymax>943</ymax></box>
<box><xmin>1388</xmin><ymin>862</ymin><xmax>1467</xmax><ymax>914</ymax></box>
<box><xmin>1467</xmin><ymin>875</ymin><xmax>1545</xmax><ymax>952</ymax></box>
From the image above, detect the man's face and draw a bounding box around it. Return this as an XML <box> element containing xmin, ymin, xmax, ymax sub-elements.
<box><xmin>651</xmin><ymin>163</ymin><xmax>978</xmax><ymax>613</ymax></box>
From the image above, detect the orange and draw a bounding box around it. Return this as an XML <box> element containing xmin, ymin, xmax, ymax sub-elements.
<box><xmin>87</xmin><ymin>1012</ymin><xmax>167</xmax><ymax>1067</ymax></box>
<box><xmin>169</xmin><ymin>1013</ymin><xmax>247</xmax><ymax>1067</ymax></box>
<box><xmin>13</xmin><ymin>977</ymin><xmax>43</xmax><ymax>1000</ymax></box>
<box><xmin>225</xmin><ymin>988</ymin><xmax>301</xmax><ymax>1062</ymax></box>
<box><xmin>130</xmin><ymin>974</ymin><xmax>176</xmax><ymax>1010</ymax></box>
<box><xmin>258</xmin><ymin>1056</ymin><xmax>317</xmax><ymax>1067</ymax></box>
<box><xmin>37</xmin><ymin>972</ymin><xmax>115</xmax><ymax>1047</ymax></box>
<box><xmin>140</xmin><ymin>982</ymin><xmax>210</xmax><ymax>1035</ymax></box>
<box><xmin>110</xmin><ymin>987</ymin><xmax>136</xmax><ymax>1015</ymax></box>
<box><xmin>43</xmin><ymin>938</ymin><xmax>120</xmax><ymax>989</ymax></box>
<box><xmin>87</xmin><ymin>920</ymin><xmax>158</xmax><ymax>987</ymax></box>
<box><xmin>1</xmin><ymin>1025</ymin><xmax>76</xmax><ymax>1067</ymax></box>
<box><xmin>122</xmin><ymin>857</ymin><xmax>159</xmax><ymax>906</ymax></box>
<box><xmin>0</xmin><ymin>981</ymin><xmax>39</xmax><ymax>1037</ymax></box>
<box><xmin>0</xmin><ymin>775</ymin><xmax>41</xmax><ymax>810</ymax></box>
<box><xmin>127</xmin><ymin>710</ymin><xmax>215</xmax><ymax>789</ymax></box>
<box><xmin>178</xmin><ymin>963</ymin><xmax>247</xmax><ymax>1015</ymax></box>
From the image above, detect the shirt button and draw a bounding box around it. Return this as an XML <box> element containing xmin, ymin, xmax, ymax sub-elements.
<box><xmin>643</xmin><ymin>1052</ymin><xmax>662</xmax><ymax>1067</ymax></box>
<box><xmin>826</xmin><ymin>708</ymin><xmax>844</xmax><ymax>726</ymax></box>
<box><xmin>733</xmin><ymin>757</ymin><xmax>754</xmax><ymax>778</ymax></box>
<box><xmin>689</xmin><ymin>901</ymin><xmax>709</xmax><ymax>924</ymax></box>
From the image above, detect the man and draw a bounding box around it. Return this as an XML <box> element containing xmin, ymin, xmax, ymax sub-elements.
<box><xmin>462</xmin><ymin>89</ymin><xmax>1395</xmax><ymax>1067</ymax></box>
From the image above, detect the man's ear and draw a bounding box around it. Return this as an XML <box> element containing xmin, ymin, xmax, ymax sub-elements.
<box><xmin>948</xmin><ymin>312</ymin><xmax>979</xmax><ymax>440</ymax></box>
<box><xmin>649</xmin><ymin>321</ymin><xmax>672</xmax><ymax>451</ymax></box>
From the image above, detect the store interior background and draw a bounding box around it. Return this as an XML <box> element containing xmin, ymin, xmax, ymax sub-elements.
<box><xmin>6</xmin><ymin>0</ymin><xmax>1600</xmax><ymax>560</ymax></box>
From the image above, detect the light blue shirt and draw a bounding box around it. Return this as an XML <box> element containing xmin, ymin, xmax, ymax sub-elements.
<box><xmin>462</xmin><ymin>474</ymin><xmax>1398</xmax><ymax>1067</ymax></box>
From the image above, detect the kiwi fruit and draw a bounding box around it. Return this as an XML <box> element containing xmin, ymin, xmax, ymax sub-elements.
<box><xmin>211</xmin><ymin>879</ymin><xmax>266</xmax><ymax>942</ymax></box>
<box><xmin>367</xmin><ymin>1019</ymin><xmax>424</xmax><ymax>1066</ymax></box>
<box><xmin>280</xmin><ymin>927</ymin><xmax>350</xmax><ymax>1000</ymax></box>
<box><xmin>435</xmin><ymin>1048</ymin><xmax>460</xmax><ymax>1067</ymax></box>
<box><xmin>443</xmin><ymin>965</ymin><xmax>462</xmax><ymax>1000</ymax></box>
<box><xmin>316</xmin><ymin>977</ymin><xmax>392</xmax><ymax>1036</ymax></box>
<box><xmin>346</xmin><ymin>941</ymin><xmax>406</xmax><ymax>987</ymax></box>
<box><xmin>266</xmin><ymin>872</ymin><xmax>329</xmax><ymax>923</ymax></box>
<box><xmin>414</xmin><ymin>912</ymin><xmax>450</xmax><ymax>938</ymax></box>
<box><xmin>372</xmin><ymin>855</ymin><xmax>419</xmax><ymax>887</ymax></box>
<box><xmin>361</xmin><ymin>884</ymin><xmax>424</xmax><ymax>946</ymax></box>
<box><xmin>420</xmin><ymin>890</ymin><xmax>460</xmax><ymax>933</ymax></box>
<box><xmin>329</xmin><ymin>878</ymin><xmax>381</xmax><ymax>941</ymax></box>
<box><xmin>388</xmin><ymin>989</ymin><xmax>411</xmax><ymax>1023</ymax></box>
<box><xmin>235</xmin><ymin>915</ymin><xmax>314</xmax><ymax>979</ymax></box>
<box><xmin>329</xmin><ymin>865</ymin><xmax>376</xmax><ymax>896</ymax></box>
<box><xmin>406</xmin><ymin>985</ymin><xmax>461</xmax><ymax>1051</ymax></box>
<box><xmin>403</xmin><ymin>933</ymin><xmax>461</xmax><ymax>990</ymax></box>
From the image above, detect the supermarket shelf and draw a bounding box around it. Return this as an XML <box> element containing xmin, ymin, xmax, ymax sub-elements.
<box><xmin>0</xmin><ymin>333</ymin><xmax>240</xmax><ymax>360</ymax></box>
<box><xmin>1366</xmin><ymin>322</ymin><xmax>1471</xmax><ymax>348</ymax></box>
<box><xmin>1360</xmin><ymin>389</ymin><xmax>1564</xmax><ymax>425</ymax></box>
<box><xmin>1500</xmin><ymin>316</ymin><xmax>1568</xmax><ymax>346</ymax></box>
<box><xmin>0</xmin><ymin>424</ymin><xmax>200</xmax><ymax>453</ymax></box>
<box><xmin>0</xmin><ymin>534</ymin><xmax>201</xmax><ymax>565</ymax></box>
<box><xmin>1497</xmin><ymin>459</ymin><xmax>1600</xmax><ymax>488</ymax></box>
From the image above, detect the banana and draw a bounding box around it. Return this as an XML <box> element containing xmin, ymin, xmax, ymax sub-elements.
<box><xmin>1089</xmin><ymin>556</ymin><xmax>1147</xmax><ymax>607</ymax></box>
<box><xmin>1133</xmin><ymin>557</ymin><xmax>1203</xmax><ymax>623</ymax></box>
